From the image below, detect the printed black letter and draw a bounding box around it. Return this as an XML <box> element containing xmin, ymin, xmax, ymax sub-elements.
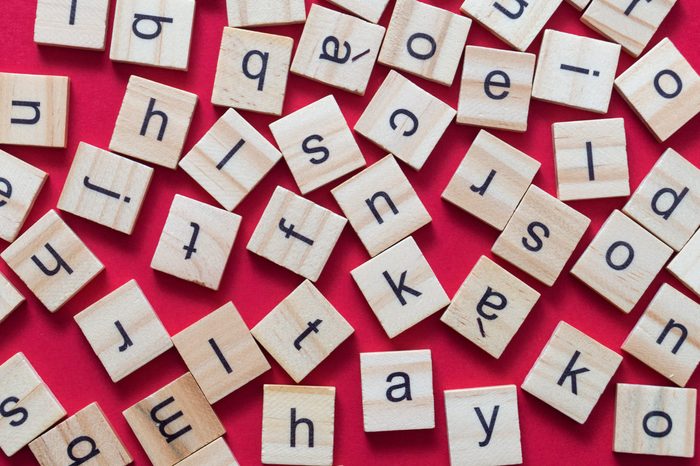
<box><xmin>522</xmin><ymin>222</ymin><xmax>550</xmax><ymax>252</ymax></box>
<box><xmin>557</xmin><ymin>350</ymin><xmax>590</xmax><ymax>395</ymax></box>
<box><xmin>32</xmin><ymin>243</ymin><xmax>73</xmax><ymax>276</ymax></box>
<box><xmin>407</xmin><ymin>33</ymin><xmax>436</xmax><ymax>60</ymax></box>
<box><xmin>132</xmin><ymin>14</ymin><xmax>173</xmax><ymax>40</ymax></box>
<box><xmin>651</xmin><ymin>187</ymin><xmax>689</xmax><ymax>220</ymax></box>
<box><xmin>656</xmin><ymin>319</ymin><xmax>688</xmax><ymax>355</ymax></box>
<box><xmin>140</xmin><ymin>98</ymin><xmax>168</xmax><ymax>141</ymax></box>
<box><xmin>290</xmin><ymin>408</ymin><xmax>314</xmax><ymax>448</ymax></box>
<box><xmin>474</xmin><ymin>405</ymin><xmax>499</xmax><ymax>447</ymax></box>
<box><xmin>242</xmin><ymin>50</ymin><xmax>269</xmax><ymax>91</ymax></box>
<box><xmin>389</xmin><ymin>109</ymin><xmax>419</xmax><ymax>136</ymax></box>
<box><xmin>383</xmin><ymin>271</ymin><xmax>422</xmax><ymax>306</ymax></box>
<box><xmin>365</xmin><ymin>191</ymin><xmax>399</xmax><ymax>225</ymax></box>
<box><xmin>302</xmin><ymin>135</ymin><xmax>330</xmax><ymax>165</ymax></box>
<box><xmin>643</xmin><ymin>410</ymin><xmax>672</xmax><ymax>438</ymax></box>
<box><xmin>150</xmin><ymin>396</ymin><xmax>192</xmax><ymax>443</ymax></box>
<box><xmin>216</xmin><ymin>139</ymin><xmax>246</xmax><ymax>170</ymax></box>
<box><xmin>653</xmin><ymin>69</ymin><xmax>683</xmax><ymax>99</ymax></box>
<box><xmin>319</xmin><ymin>36</ymin><xmax>351</xmax><ymax>64</ymax></box>
<box><xmin>386</xmin><ymin>372</ymin><xmax>412</xmax><ymax>402</ymax></box>
<box><xmin>115</xmin><ymin>321</ymin><xmax>134</xmax><ymax>352</ymax></box>
<box><xmin>605</xmin><ymin>241</ymin><xmax>634</xmax><ymax>271</ymax></box>
<box><xmin>493</xmin><ymin>0</ymin><xmax>529</xmax><ymax>19</ymax></box>
<box><xmin>66</xmin><ymin>435</ymin><xmax>100</xmax><ymax>465</ymax></box>
<box><xmin>484</xmin><ymin>71</ymin><xmax>510</xmax><ymax>100</ymax></box>
<box><xmin>0</xmin><ymin>178</ymin><xmax>12</xmax><ymax>207</ymax></box>
<box><xmin>10</xmin><ymin>101</ymin><xmax>41</xmax><ymax>125</ymax></box>
<box><xmin>293</xmin><ymin>319</ymin><xmax>323</xmax><ymax>350</ymax></box>
<box><xmin>0</xmin><ymin>397</ymin><xmax>28</xmax><ymax>427</ymax></box>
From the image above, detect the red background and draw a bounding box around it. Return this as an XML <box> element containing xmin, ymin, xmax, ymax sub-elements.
<box><xmin>1</xmin><ymin>0</ymin><xmax>699</xmax><ymax>464</ymax></box>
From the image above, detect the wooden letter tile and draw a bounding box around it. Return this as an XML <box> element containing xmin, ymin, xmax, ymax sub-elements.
<box><xmin>247</xmin><ymin>186</ymin><xmax>346</xmax><ymax>281</ymax></box>
<box><xmin>351</xmin><ymin>236</ymin><xmax>449</xmax><ymax>338</ymax></box>
<box><xmin>0</xmin><ymin>272</ymin><xmax>24</xmax><ymax>324</ymax></box>
<box><xmin>34</xmin><ymin>0</ymin><xmax>110</xmax><ymax>50</ymax></box>
<box><xmin>291</xmin><ymin>5</ymin><xmax>385</xmax><ymax>95</ymax></box>
<box><xmin>521</xmin><ymin>321</ymin><xmax>623</xmax><ymax>423</ymax></box>
<box><xmin>1</xmin><ymin>209</ymin><xmax>103</xmax><ymax>312</ymax></box>
<box><xmin>441</xmin><ymin>256</ymin><xmax>540</xmax><ymax>359</ymax></box>
<box><xmin>442</xmin><ymin>130</ymin><xmax>540</xmax><ymax>231</ymax></box>
<box><xmin>123</xmin><ymin>373</ymin><xmax>225</xmax><ymax>466</ymax></box>
<box><xmin>251</xmin><ymin>281</ymin><xmax>353</xmax><ymax>383</ymax></box>
<box><xmin>327</xmin><ymin>0</ymin><xmax>390</xmax><ymax>23</ymax></box>
<box><xmin>668</xmin><ymin>229</ymin><xmax>700</xmax><ymax>298</ymax></box>
<box><xmin>0</xmin><ymin>148</ymin><xmax>47</xmax><ymax>242</ymax></box>
<box><xmin>172</xmin><ymin>302</ymin><xmax>271</xmax><ymax>403</ymax></box>
<box><xmin>360</xmin><ymin>349</ymin><xmax>434</xmax><ymax>432</ymax></box>
<box><xmin>444</xmin><ymin>385</ymin><xmax>522</xmax><ymax>466</ymax></box>
<box><xmin>226</xmin><ymin>0</ymin><xmax>306</xmax><ymax>27</ymax></box>
<box><xmin>355</xmin><ymin>70</ymin><xmax>456</xmax><ymax>170</ymax></box>
<box><xmin>29</xmin><ymin>402</ymin><xmax>132</xmax><ymax>466</ymax></box>
<box><xmin>151</xmin><ymin>195</ymin><xmax>241</xmax><ymax>290</ymax></box>
<box><xmin>0</xmin><ymin>72</ymin><xmax>69</xmax><ymax>148</ymax></box>
<box><xmin>614</xmin><ymin>383</ymin><xmax>696</xmax><ymax>457</ymax></box>
<box><xmin>262</xmin><ymin>384</ymin><xmax>335</xmax><ymax>465</ymax></box>
<box><xmin>109</xmin><ymin>75</ymin><xmax>198</xmax><ymax>169</ymax></box>
<box><xmin>74</xmin><ymin>280</ymin><xmax>173</xmax><ymax>382</ymax></box>
<box><xmin>176</xmin><ymin>437</ymin><xmax>239</xmax><ymax>466</ymax></box>
<box><xmin>332</xmin><ymin>155</ymin><xmax>431</xmax><ymax>256</ymax></box>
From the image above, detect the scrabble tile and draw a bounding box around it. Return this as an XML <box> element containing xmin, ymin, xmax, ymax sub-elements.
<box><xmin>0</xmin><ymin>72</ymin><xmax>69</xmax><ymax>148</ymax></box>
<box><xmin>0</xmin><ymin>148</ymin><xmax>47</xmax><ymax>242</ymax></box>
<box><xmin>212</xmin><ymin>27</ymin><xmax>293</xmax><ymax>116</ymax></box>
<box><xmin>565</xmin><ymin>0</ymin><xmax>591</xmax><ymax>9</ymax></box>
<box><xmin>151</xmin><ymin>195</ymin><xmax>241</xmax><ymax>290</ymax></box>
<box><xmin>332</xmin><ymin>155</ymin><xmax>431</xmax><ymax>256</ymax></box>
<box><xmin>0</xmin><ymin>353</ymin><xmax>66</xmax><ymax>456</ymax></box>
<box><xmin>582</xmin><ymin>0</ymin><xmax>677</xmax><ymax>57</ymax></box>
<box><xmin>441</xmin><ymin>256</ymin><xmax>540</xmax><ymax>359</ymax></box>
<box><xmin>123</xmin><ymin>373</ymin><xmax>225</xmax><ymax>466</ymax></box>
<box><xmin>571</xmin><ymin>210</ymin><xmax>673</xmax><ymax>313</ymax></box>
<box><xmin>623</xmin><ymin>148</ymin><xmax>700</xmax><ymax>251</ymax></box>
<box><xmin>355</xmin><ymin>70</ymin><xmax>456</xmax><ymax>170</ymax></box>
<box><xmin>460</xmin><ymin>0</ymin><xmax>562</xmax><ymax>51</ymax></box>
<box><xmin>532</xmin><ymin>30</ymin><xmax>621</xmax><ymax>113</ymax></box>
<box><xmin>251</xmin><ymin>281</ymin><xmax>353</xmax><ymax>383</ymax></box>
<box><xmin>172</xmin><ymin>302</ymin><xmax>271</xmax><ymax>403</ymax></box>
<box><xmin>34</xmin><ymin>0</ymin><xmax>110</xmax><ymax>50</ymax></box>
<box><xmin>1</xmin><ymin>210</ymin><xmax>103</xmax><ymax>312</ymax></box>
<box><xmin>622</xmin><ymin>284</ymin><xmax>700</xmax><ymax>387</ymax></box>
<box><xmin>351</xmin><ymin>237</ymin><xmax>449</xmax><ymax>338</ymax></box>
<box><xmin>614</xmin><ymin>38</ymin><xmax>700</xmax><ymax>142</ymax></box>
<box><xmin>110</xmin><ymin>76</ymin><xmax>197</xmax><ymax>169</ymax></box>
<box><xmin>0</xmin><ymin>272</ymin><xmax>24</xmax><ymax>324</ymax></box>
<box><xmin>614</xmin><ymin>383</ymin><xmax>696</xmax><ymax>457</ymax></box>
<box><xmin>57</xmin><ymin>142</ymin><xmax>153</xmax><ymax>234</ymax></box>
<box><xmin>522</xmin><ymin>321</ymin><xmax>623</xmax><ymax>423</ymax></box>
<box><xmin>269</xmin><ymin>95</ymin><xmax>365</xmax><ymax>194</ymax></box>
<box><xmin>110</xmin><ymin>0</ymin><xmax>195</xmax><ymax>70</ymax></box>
<box><xmin>444</xmin><ymin>385</ymin><xmax>522</xmax><ymax>466</ymax></box>
<box><xmin>668</xmin><ymin>229</ymin><xmax>700</xmax><ymax>298</ymax></box>
<box><xmin>74</xmin><ymin>280</ymin><xmax>173</xmax><ymax>382</ymax></box>
<box><xmin>442</xmin><ymin>130</ymin><xmax>540</xmax><ymax>231</ymax></box>
<box><xmin>553</xmin><ymin>118</ymin><xmax>630</xmax><ymax>201</ymax></box>
<box><xmin>327</xmin><ymin>0</ymin><xmax>390</xmax><ymax>23</ymax></box>
<box><xmin>175</xmin><ymin>437</ymin><xmax>239</xmax><ymax>466</ymax></box>
<box><xmin>291</xmin><ymin>5</ymin><xmax>385</xmax><ymax>96</ymax></box>
<box><xmin>262</xmin><ymin>384</ymin><xmax>335</xmax><ymax>466</ymax></box>
<box><xmin>378</xmin><ymin>0</ymin><xmax>472</xmax><ymax>86</ymax></box>
<box><xmin>457</xmin><ymin>46</ymin><xmax>536</xmax><ymax>132</ymax></box>
<box><xmin>29</xmin><ymin>402</ymin><xmax>131</xmax><ymax>466</ymax></box>
<box><xmin>360</xmin><ymin>349</ymin><xmax>434</xmax><ymax>432</ymax></box>
<box><xmin>226</xmin><ymin>0</ymin><xmax>306</xmax><ymax>27</ymax></box>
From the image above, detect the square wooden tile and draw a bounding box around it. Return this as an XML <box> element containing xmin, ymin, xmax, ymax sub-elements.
<box><xmin>351</xmin><ymin>236</ymin><xmax>449</xmax><ymax>338</ymax></box>
<box><xmin>623</xmin><ymin>148</ymin><xmax>700</xmax><ymax>251</ymax></box>
<box><xmin>74</xmin><ymin>280</ymin><xmax>173</xmax><ymax>382</ymax></box>
<box><xmin>110</xmin><ymin>75</ymin><xmax>198</xmax><ymax>169</ymax></box>
<box><xmin>614</xmin><ymin>38</ymin><xmax>700</xmax><ymax>142</ymax></box>
<box><xmin>175</xmin><ymin>437</ymin><xmax>239</xmax><ymax>466</ymax></box>
<box><xmin>58</xmin><ymin>142</ymin><xmax>154</xmax><ymax>234</ymax></box>
<box><xmin>0</xmin><ymin>272</ymin><xmax>24</xmax><ymax>324</ymax></box>
<box><xmin>151</xmin><ymin>195</ymin><xmax>241</xmax><ymax>290</ymax></box>
<box><xmin>226</xmin><ymin>0</ymin><xmax>306</xmax><ymax>27</ymax></box>
<box><xmin>458</xmin><ymin>46</ymin><xmax>536</xmax><ymax>132</ymax></box>
<box><xmin>212</xmin><ymin>27</ymin><xmax>293</xmax><ymax>116</ymax></box>
<box><xmin>0</xmin><ymin>72</ymin><xmax>69</xmax><ymax>148</ymax></box>
<box><xmin>0</xmin><ymin>353</ymin><xmax>66</xmax><ymax>456</ymax></box>
<box><xmin>34</xmin><ymin>0</ymin><xmax>110</xmax><ymax>50</ymax></box>
<box><xmin>251</xmin><ymin>280</ymin><xmax>353</xmax><ymax>383</ymax></box>
<box><xmin>269</xmin><ymin>95</ymin><xmax>365</xmax><ymax>194</ymax></box>
<box><xmin>0</xmin><ymin>148</ymin><xmax>47</xmax><ymax>242</ymax></box>
<box><xmin>110</xmin><ymin>0</ymin><xmax>195</xmax><ymax>70</ymax></box>
<box><xmin>360</xmin><ymin>349</ymin><xmax>434</xmax><ymax>432</ymax></box>
<box><xmin>29</xmin><ymin>402</ymin><xmax>132</xmax><ymax>466</ymax></box>
<box><xmin>262</xmin><ymin>384</ymin><xmax>335</xmax><ymax>466</ymax></box>
<box><xmin>355</xmin><ymin>70</ymin><xmax>455</xmax><ymax>170</ymax></box>
<box><xmin>444</xmin><ymin>385</ymin><xmax>522</xmax><ymax>466</ymax></box>
<box><xmin>379</xmin><ymin>0</ymin><xmax>472</xmax><ymax>86</ymax></box>
<box><xmin>123</xmin><ymin>373</ymin><xmax>225</xmax><ymax>466</ymax></box>
<box><xmin>327</xmin><ymin>0</ymin><xmax>390</xmax><ymax>23</ymax></box>
<box><xmin>441</xmin><ymin>256</ymin><xmax>540</xmax><ymax>359</ymax></box>
<box><xmin>172</xmin><ymin>301</ymin><xmax>271</xmax><ymax>403</ymax></box>
<box><xmin>614</xmin><ymin>383</ymin><xmax>696</xmax><ymax>457</ymax></box>
<box><xmin>571</xmin><ymin>210</ymin><xmax>673</xmax><ymax>313</ymax></box>
<box><xmin>1</xmin><ymin>209</ymin><xmax>103</xmax><ymax>312</ymax></box>
<box><xmin>442</xmin><ymin>130</ymin><xmax>540</xmax><ymax>231</ymax></box>
<box><xmin>622</xmin><ymin>284</ymin><xmax>700</xmax><ymax>387</ymax></box>
<box><xmin>247</xmin><ymin>186</ymin><xmax>347</xmax><ymax>282</ymax></box>
<box><xmin>291</xmin><ymin>4</ymin><xmax>385</xmax><ymax>95</ymax></box>
<box><xmin>332</xmin><ymin>155</ymin><xmax>431</xmax><ymax>256</ymax></box>
<box><xmin>532</xmin><ymin>30</ymin><xmax>621</xmax><ymax>113</ymax></box>
<box><xmin>668</xmin><ymin>229</ymin><xmax>700</xmax><ymax>298</ymax></box>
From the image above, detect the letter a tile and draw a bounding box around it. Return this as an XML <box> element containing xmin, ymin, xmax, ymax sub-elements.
<box><xmin>0</xmin><ymin>148</ymin><xmax>48</xmax><ymax>242</ymax></box>
<box><xmin>176</xmin><ymin>437</ymin><xmax>239</xmax><ymax>465</ymax></box>
<box><xmin>34</xmin><ymin>0</ymin><xmax>110</xmax><ymax>50</ymax></box>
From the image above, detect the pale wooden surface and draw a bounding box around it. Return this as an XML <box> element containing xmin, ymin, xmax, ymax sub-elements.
<box><xmin>291</xmin><ymin>5</ymin><xmax>385</xmax><ymax>95</ymax></box>
<box><xmin>442</xmin><ymin>130</ymin><xmax>540</xmax><ymax>231</ymax></box>
<box><xmin>355</xmin><ymin>70</ymin><xmax>455</xmax><ymax>170</ymax></box>
<box><xmin>226</xmin><ymin>0</ymin><xmax>306</xmax><ymax>27</ymax></box>
<box><xmin>0</xmin><ymin>148</ymin><xmax>47</xmax><ymax>242</ymax></box>
<box><xmin>110</xmin><ymin>75</ymin><xmax>198</xmax><ymax>169</ymax></box>
<box><xmin>668</xmin><ymin>228</ymin><xmax>700</xmax><ymax>298</ymax></box>
<box><xmin>74</xmin><ymin>280</ymin><xmax>173</xmax><ymax>382</ymax></box>
<box><xmin>327</xmin><ymin>0</ymin><xmax>390</xmax><ymax>23</ymax></box>
<box><xmin>0</xmin><ymin>272</ymin><xmax>24</xmax><ymax>324</ymax></box>
<box><xmin>34</xmin><ymin>0</ymin><xmax>110</xmax><ymax>50</ymax></box>
<box><xmin>614</xmin><ymin>383</ymin><xmax>696</xmax><ymax>457</ymax></box>
<box><xmin>332</xmin><ymin>155</ymin><xmax>431</xmax><ymax>256</ymax></box>
<box><xmin>175</xmin><ymin>437</ymin><xmax>239</xmax><ymax>466</ymax></box>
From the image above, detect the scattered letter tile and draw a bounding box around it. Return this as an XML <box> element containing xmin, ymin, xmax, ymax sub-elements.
<box><xmin>226</xmin><ymin>0</ymin><xmax>306</xmax><ymax>27</ymax></box>
<box><xmin>176</xmin><ymin>437</ymin><xmax>239</xmax><ymax>466</ymax></box>
<box><xmin>0</xmin><ymin>148</ymin><xmax>47</xmax><ymax>242</ymax></box>
<box><xmin>327</xmin><ymin>0</ymin><xmax>390</xmax><ymax>23</ymax></box>
<box><xmin>668</xmin><ymin>229</ymin><xmax>700</xmax><ymax>298</ymax></box>
<box><xmin>0</xmin><ymin>272</ymin><xmax>24</xmax><ymax>324</ymax></box>
<box><xmin>34</xmin><ymin>0</ymin><xmax>110</xmax><ymax>50</ymax></box>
